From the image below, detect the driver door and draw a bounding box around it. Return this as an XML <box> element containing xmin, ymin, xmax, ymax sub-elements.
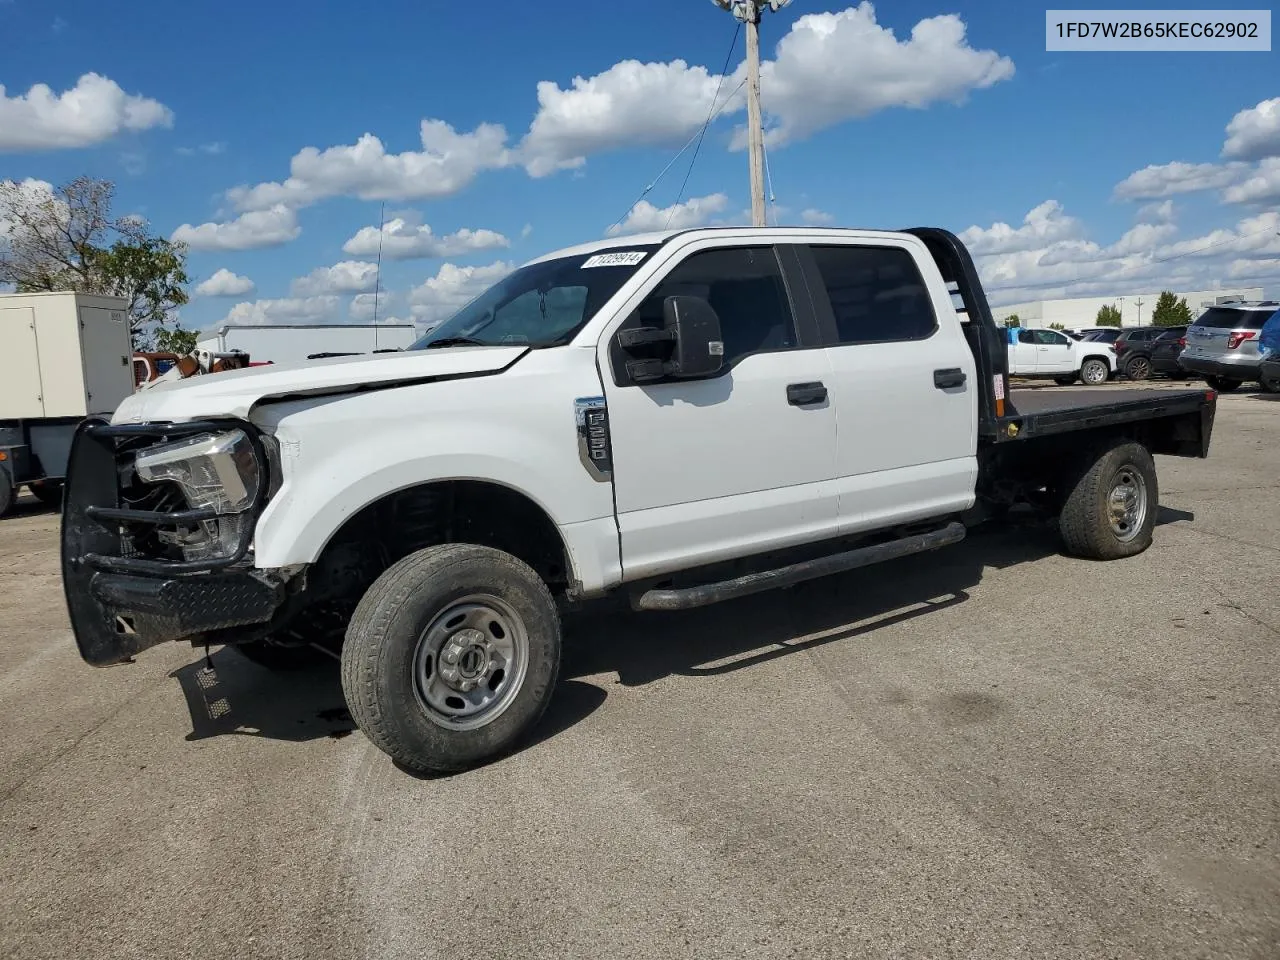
<box><xmin>598</xmin><ymin>243</ymin><xmax>839</xmax><ymax>581</ymax></box>
<box><xmin>1034</xmin><ymin>329</ymin><xmax>1075</xmax><ymax>372</ymax></box>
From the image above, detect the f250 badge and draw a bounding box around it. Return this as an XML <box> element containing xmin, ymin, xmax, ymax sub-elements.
<box><xmin>573</xmin><ymin>396</ymin><xmax>612</xmax><ymax>481</ymax></box>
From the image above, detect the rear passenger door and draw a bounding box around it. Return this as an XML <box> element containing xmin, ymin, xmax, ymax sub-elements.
<box><xmin>792</xmin><ymin>241</ymin><xmax>978</xmax><ymax>536</ymax></box>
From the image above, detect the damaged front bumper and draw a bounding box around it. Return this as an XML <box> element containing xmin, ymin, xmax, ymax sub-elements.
<box><xmin>61</xmin><ymin>417</ymin><xmax>288</xmax><ymax>666</ymax></box>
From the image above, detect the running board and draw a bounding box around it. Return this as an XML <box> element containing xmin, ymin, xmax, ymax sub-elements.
<box><xmin>632</xmin><ymin>522</ymin><xmax>967</xmax><ymax>612</ymax></box>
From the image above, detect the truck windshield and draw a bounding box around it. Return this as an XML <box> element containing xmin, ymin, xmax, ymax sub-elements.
<box><xmin>408</xmin><ymin>245</ymin><xmax>660</xmax><ymax>350</ymax></box>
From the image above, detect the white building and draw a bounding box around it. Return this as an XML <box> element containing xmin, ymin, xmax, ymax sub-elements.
<box><xmin>991</xmin><ymin>288</ymin><xmax>1265</xmax><ymax>329</ymax></box>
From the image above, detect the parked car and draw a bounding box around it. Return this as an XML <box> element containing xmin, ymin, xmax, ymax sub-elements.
<box><xmin>1006</xmin><ymin>327</ymin><xmax>1117</xmax><ymax>385</ymax></box>
<box><xmin>1081</xmin><ymin>328</ymin><xmax>1122</xmax><ymax>344</ymax></box>
<box><xmin>1150</xmin><ymin>328</ymin><xmax>1193</xmax><ymax>379</ymax></box>
<box><xmin>1178</xmin><ymin>301</ymin><xmax>1280</xmax><ymax>391</ymax></box>
<box><xmin>1259</xmin><ymin>311</ymin><xmax>1280</xmax><ymax>393</ymax></box>
<box><xmin>1117</xmin><ymin>326</ymin><xmax>1185</xmax><ymax>381</ymax></box>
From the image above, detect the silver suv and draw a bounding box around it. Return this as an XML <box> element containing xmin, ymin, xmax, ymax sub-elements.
<box><xmin>1179</xmin><ymin>301</ymin><xmax>1280</xmax><ymax>392</ymax></box>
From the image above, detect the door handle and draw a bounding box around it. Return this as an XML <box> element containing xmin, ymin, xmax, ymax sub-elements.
<box><xmin>786</xmin><ymin>381</ymin><xmax>827</xmax><ymax>406</ymax></box>
<box><xmin>933</xmin><ymin>368</ymin><xmax>967</xmax><ymax>389</ymax></box>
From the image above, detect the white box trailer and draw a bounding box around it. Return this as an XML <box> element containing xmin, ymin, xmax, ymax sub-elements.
<box><xmin>196</xmin><ymin>323</ymin><xmax>419</xmax><ymax>365</ymax></box>
<box><xmin>0</xmin><ymin>291</ymin><xmax>135</xmax><ymax>514</ymax></box>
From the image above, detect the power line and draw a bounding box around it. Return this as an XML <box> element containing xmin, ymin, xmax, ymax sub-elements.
<box><xmin>668</xmin><ymin>22</ymin><xmax>741</xmax><ymax>228</ymax></box>
<box><xmin>607</xmin><ymin>79</ymin><xmax>746</xmax><ymax>233</ymax></box>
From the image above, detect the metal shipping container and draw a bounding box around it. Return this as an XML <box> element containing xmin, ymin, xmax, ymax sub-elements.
<box><xmin>0</xmin><ymin>291</ymin><xmax>135</xmax><ymax>418</ymax></box>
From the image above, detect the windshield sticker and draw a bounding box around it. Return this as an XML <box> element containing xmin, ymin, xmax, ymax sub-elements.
<box><xmin>581</xmin><ymin>251</ymin><xmax>648</xmax><ymax>268</ymax></box>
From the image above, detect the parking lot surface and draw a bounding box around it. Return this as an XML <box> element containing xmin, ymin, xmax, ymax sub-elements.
<box><xmin>2</xmin><ymin>385</ymin><xmax>1277</xmax><ymax>960</ymax></box>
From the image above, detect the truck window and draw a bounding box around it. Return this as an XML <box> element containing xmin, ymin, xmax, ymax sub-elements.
<box><xmin>1018</xmin><ymin>330</ymin><xmax>1038</xmax><ymax>344</ymax></box>
<box><xmin>1033</xmin><ymin>330</ymin><xmax>1066</xmax><ymax>345</ymax></box>
<box><xmin>808</xmin><ymin>245</ymin><xmax>936</xmax><ymax>345</ymax></box>
<box><xmin>632</xmin><ymin>247</ymin><xmax>796</xmax><ymax>366</ymax></box>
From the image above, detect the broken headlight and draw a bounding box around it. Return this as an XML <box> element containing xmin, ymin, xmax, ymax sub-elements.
<box><xmin>134</xmin><ymin>429</ymin><xmax>262</xmax><ymax>561</ymax></box>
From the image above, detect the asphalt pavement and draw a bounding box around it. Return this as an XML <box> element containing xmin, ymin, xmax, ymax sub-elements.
<box><xmin>2</xmin><ymin>383</ymin><xmax>1277</xmax><ymax>960</ymax></box>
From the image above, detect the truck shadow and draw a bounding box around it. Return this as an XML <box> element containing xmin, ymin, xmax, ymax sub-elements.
<box><xmin>166</xmin><ymin>507</ymin><xmax>1194</xmax><ymax>753</ymax></box>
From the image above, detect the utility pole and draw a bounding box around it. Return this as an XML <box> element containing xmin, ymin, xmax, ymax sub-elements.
<box><xmin>713</xmin><ymin>0</ymin><xmax>789</xmax><ymax>226</ymax></box>
<box><xmin>1135</xmin><ymin>297</ymin><xmax>1145</xmax><ymax>327</ymax></box>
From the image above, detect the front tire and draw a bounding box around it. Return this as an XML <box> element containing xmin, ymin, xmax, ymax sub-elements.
<box><xmin>341</xmin><ymin>543</ymin><xmax>561</xmax><ymax>775</ymax></box>
<box><xmin>1059</xmin><ymin>441</ymin><xmax>1158</xmax><ymax>560</ymax></box>
<box><xmin>1080</xmin><ymin>358</ymin><xmax>1110</xmax><ymax>385</ymax></box>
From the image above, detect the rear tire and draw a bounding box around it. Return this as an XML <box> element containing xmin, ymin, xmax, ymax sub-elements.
<box><xmin>1059</xmin><ymin>441</ymin><xmax>1158</xmax><ymax>560</ymax></box>
<box><xmin>1259</xmin><ymin>372</ymin><xmax>1280</xmax><ymax>394</ymax></box>
<box><xmin>341</xmin><ymin>543</ymin><xmax>561</xmax><ymax>775</ymax></box>
<box><xmin>0</xmin><ymin>475</ymin><xmax>12</xmax><ymax>518</ymax></box>
<box><xmin>1080</xmin><ymin>358</ymin><xmax>1110</xmax><ymax>386</ymax></box>
<box><xmin>1206</xmin><ymin>376</ymin><xmax>1242</xmax><ymax>392</ymax></box>
<box><xmin>1124</xmin><ymin>356</ymin><xmax>1151</xmax><ymax>381</ymax></box>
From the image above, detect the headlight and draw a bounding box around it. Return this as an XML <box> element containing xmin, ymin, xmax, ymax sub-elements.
<box><xmin>135</xmin><ymin>429</ymin><xmax>260</xmax><ymax>514</ymax></box>
<box><xmin>134</xmin><ymin>429</ymin><xmax>262</xmax><ymax>562</ymax></box>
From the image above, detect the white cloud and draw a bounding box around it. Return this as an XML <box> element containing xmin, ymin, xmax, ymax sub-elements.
<box><xmin>1136</xmin><ymin>199</ymin><xmax>1175</xmax><ymax>223</ymax></box>
<box><xmin>1222</xmin><ymin>97</ymin><xmax>1280</xmax><ymax>161</ymax></box>
<box><xmin>408</xmin><ymin>260</ymin><xmax>514</xmax><ymax>324</ymax></box>
<box><xmin>0</xmin><ymin>73</ymin><xmax>173</xmax><ymax>152</ymax></box>
<box><xmin>177</xmin><ymin>142</ymin><xmax>226</xmax><ymax>157</ymax></box>
<box><xmin>342</xmin><ymin>215</ymin><xmax>510</xmax><ymax>260</ymax></box>
<box><xmin>227</xmin><ymin>120</ymin><xmax>513</xmax><ymax>212</ymax></box>
<box><xmin>520</xmin><ymin>59</ymin><xmax>734</xmax><ymax>177</ymax></box>
<box><xmin>223</xmin><ymin>296</ymin><xmax>341</xmax><ymax>326</ymax></box>
<box><xmin>606</xmin><ymin>193</ymin><xmax>729</xmax><ymax>236</ymax></box>
<box><xmin>1112</xmin><ymin>161</ymin><xmax>1248</xmax><ymax>200</ymax></box>
<box><xmin>750</xmin><ymin>3</ymin><xmax>1015</xmax><ymax>147</ymax></box>
<box><xmin>1222</xmin><ymin>157</ymin><xmax>1280</xmax><ymax>206</ymax></box>
<box><xmin>195</xmin><ymin>268</ymin><xmax>255</xmax><ymax>298</ymax></box>
<box><xmin>800</xmin><ymin>208</ymin><xmax>835</xmax><ymax>225</ymax></box>
<box><xmin>520</xmin><ymin>223</ymin><xmax>533</xmax><ymax>239</ymax></box>
<box><xmin>171</xmin><ymin>204</ymin><xmax>300</xmax><ymax>251</ymax></box>
<box><xmin>290</xmin><ymin>260</ymin><xmax>380</xmax><ymax>297</ymax></box>
<box><xmin>520</xmin><ymin>3</ymin><xmax>1012</xmax><ymax>174</ymax></box>
<box><xmin>966</xmin><ymin>202</ymin><xmax>1280</xmax><ymax>306</ymax></box>
<box><xmin>959</xmin><ymin>200</ymin><xmax>1082</xmax><ymax>256</ymax></box>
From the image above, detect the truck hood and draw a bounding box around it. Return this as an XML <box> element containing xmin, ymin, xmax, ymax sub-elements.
<box><xmin>111</xmin><ymin>345</ymin><xmax>528</xmax><ymax>423</ymax></box>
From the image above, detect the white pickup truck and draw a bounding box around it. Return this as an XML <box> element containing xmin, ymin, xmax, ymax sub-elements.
<box><xmin>60</xmin><ymin>227</ymin><xmax>1217</xmax><ymax>774</ymax></box>
<box><xmin>1005</xmin><ymin>327</ymin><xmax>1117</xmax><ymax>385</ymax></box>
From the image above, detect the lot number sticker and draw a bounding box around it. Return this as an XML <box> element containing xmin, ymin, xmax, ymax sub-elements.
<box><xmin>582</xmin><ymin>251</ymin><xmax>647</xmax><ymax>268</ymax></box>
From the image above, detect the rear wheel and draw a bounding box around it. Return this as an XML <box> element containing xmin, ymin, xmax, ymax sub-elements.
<box><xmin>1080</xmin><ymin>358</ymin><xmax>1110</xmax><ymax>385</ymax></box>
<box><xmin>1259</xmin><ymin>371</ymin><xmax>1280</xmax><ymax>393</ymax></box>
<box><xmin>1124</xmin><ymin>356</ymin><xmax>1151</xmax><ymax>381</ymax></box>
<box><xmin>1059</xmin><ymin>441</ymin><xmax>1158</xmax><ymax>560</ymax></box>
<box><xmin>1206</xmin><ymin>375</ymin><xmax>1242</xmax><ymax>392</ymax></box>
<box><xmin>0</xmin><ymin>474</ymin><xmax>12</xmax><ymax>517</ymax></box>
<box><xmin>341</xmin><ymin>543</ymin><xmax>561</xmax><ymax>775</ymax></box>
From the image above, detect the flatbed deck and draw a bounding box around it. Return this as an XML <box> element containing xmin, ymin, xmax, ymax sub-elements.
<box><xmin>997</xmin><ymin>386</ymin><xmax>1216</xmax><ymax>453</ymax></box>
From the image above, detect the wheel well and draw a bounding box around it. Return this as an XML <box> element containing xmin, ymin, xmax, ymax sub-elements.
<box><xmin>1082</xmin><ymin>354</ymin><xmax>1113</xmax><ymax>370</ymax></box>
<box><xmin>302</xmin><ymin>480</ymin><xmax>574</xmax><ymax>608</ymax></box>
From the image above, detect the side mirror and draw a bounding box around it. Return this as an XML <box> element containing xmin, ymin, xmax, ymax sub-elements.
<box><xmin>617</xmin><ymin>295</ymin><xmax>724</xmax><ymax>382</ymax></box>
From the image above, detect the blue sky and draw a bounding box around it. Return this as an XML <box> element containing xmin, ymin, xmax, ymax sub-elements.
<box><xmin>1</xmin><ymin>0</ymin><xmax>1277</xmax><ymax>332</ymax></box>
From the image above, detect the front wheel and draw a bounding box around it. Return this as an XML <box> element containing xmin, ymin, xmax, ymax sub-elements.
<box><xmin>1080</xmin><ymin>358</ymin><xmax>1110</xmax><ymax>385</ymax></box>
<box><xmin>1058</xmin><ymin>441</ymin><xmax>1158</xmax><ymax>560</ymax></box>
<box><xmin>341</xmin><ymin>543</ymin><xmax>561</xmax><ymax>775</ymax></box>
<box><xmin>1206</xmin><ymin>375</ymin><xmax>1242</xmax><ymax>392</ymax></box>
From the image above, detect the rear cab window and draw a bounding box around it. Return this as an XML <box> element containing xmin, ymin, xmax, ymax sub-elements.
<box><xmin>805</xmin><ymin>245</ymin><xmax>938</xmax><ymax>345</ymax></box>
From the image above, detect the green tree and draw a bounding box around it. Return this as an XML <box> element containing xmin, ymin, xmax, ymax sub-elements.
<box><xmin>1003</xmin><ymin>313</ymin><xmax>1021</xmax><ymax>328</ymax></box>
<box><xmin>0</xmin><ymin>176</ymin><xmax>190</xmax><ymax>349</ymax></box>
<box><xmin>1151</xmin><ymin>290</ymin><xmax>1193</xmax><ymax>327</ymax></box>
<box><xmin>153</xmin><ymin>326</ymin><xmax>199</xmax><ymax>354</ymax></box>
<box><xmin>1048</xmin><ymin>322</ymin><xmax>1066</xmax><ymax>330</ymax></box>
<box><xmin>1096</xmin><ymin>303</ymin><xmax>1122</xmax><ymax>327</ymax></box>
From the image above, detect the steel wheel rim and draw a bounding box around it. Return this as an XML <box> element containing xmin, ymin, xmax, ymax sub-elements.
<box><xmin>1083</xmin><ymin>361</ymin><xmax>1107</xmax><ymax>384</ymax></box>
<box><xmin>1108</xmin><ymin>467</ymin><xmax>1148</xmax><ymax>543</ymax></box>
<box><xmin>412</xmin><ymin>594</ymin><xmax>530</xmax><ymax>730</ymax></box>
